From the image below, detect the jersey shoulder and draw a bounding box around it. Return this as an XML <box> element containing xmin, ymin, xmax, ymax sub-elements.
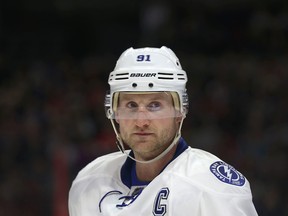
<box><xmin>74</xmin><ymin>150</ymin><xmax>128</xmax><ymax>182</ymax></box>
<box><xmin>170</xmin><ymin>147</ymin><xmax>252</xmax><ymax>196</ymax></box>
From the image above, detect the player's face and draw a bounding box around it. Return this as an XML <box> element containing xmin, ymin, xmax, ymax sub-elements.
<box><xmin>116</xmin><ymin>92</ymin><xmax>181</xmax><ymax>161</ymax></box>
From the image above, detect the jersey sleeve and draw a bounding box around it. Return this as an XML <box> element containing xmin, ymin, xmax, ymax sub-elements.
<box><xmin>170</xmin><ymin>149</ymin><xmax>259</xmax><ymax>216</ymax></box>
<box><xmin>199</xmin><ymin>191</ymin><xmax>258</xmax><ymax>216</ymax></box>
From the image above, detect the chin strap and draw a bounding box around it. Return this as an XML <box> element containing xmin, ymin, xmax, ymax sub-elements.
<box><xmin>107</xmin><ymin>109</ymin><xmax>186</xmax><ymax>164</ymax></box>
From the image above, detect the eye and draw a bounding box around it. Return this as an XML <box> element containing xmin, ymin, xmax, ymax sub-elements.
<box><xmin>127</xmin><ymin>101</ymin><xmax>138</xmax><ymax>110</ymax></box>
<box><xmin>147</xmin><ymin>101</ymin><xmax>161</xmax><ymax>111</ymax></box>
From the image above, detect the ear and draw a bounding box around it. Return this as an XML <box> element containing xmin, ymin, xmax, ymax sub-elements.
<box><xmin>175</xmin><ymin>115</ymin><xmax>183</xmax><ymax>124</ymax></box>
<box><xmin>174</xmin><ymin>110</ymin><xmax>184</xmax><ymax>122</ymax></box>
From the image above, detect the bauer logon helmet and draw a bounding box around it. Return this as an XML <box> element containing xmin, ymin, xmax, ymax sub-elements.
<box><xmin>105</xmin><ymin>46</ymin><xmax>189</xmax><ymax>119</ymax></box>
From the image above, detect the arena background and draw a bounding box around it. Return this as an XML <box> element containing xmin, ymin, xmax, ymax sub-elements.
<box><xmin>0</xmin><ymin>0</ymin><xmax>287</xmax><ymax>215</ymax></box>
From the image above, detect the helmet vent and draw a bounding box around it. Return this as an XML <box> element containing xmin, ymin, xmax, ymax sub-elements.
<box><xmin>158</xmin><ymin>72</ymin><xmax>174</xmax><ymax>80</ymax></box>
<box><xmin>177</xmin><ymin>73</ymin><xmax>186</xmax><ymax>80</ymax></box>
<box><xmin>115</xmin><ymin>72</ymin><xmax>129</xmax><ymax>80</ymax></box>
<box><xmin>158</xmin><ymin>72</ymin><xmax>173</xmax><ymax>76</ymax></box>
<box><xmin>158</xmin><ymin>77</ymin><xmax>174</xmax><ymax>80</ymax></box>
<box><xmin>157</xmin><ymin>72</ymin><xmax>187</xmax><ymax>80</ymax></box>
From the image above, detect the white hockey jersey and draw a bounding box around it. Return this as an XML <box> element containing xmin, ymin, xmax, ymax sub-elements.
<box><xmin>69</xmin><ymin>138</ymin><xmax>258</xmax><ymax>216</ymax></box>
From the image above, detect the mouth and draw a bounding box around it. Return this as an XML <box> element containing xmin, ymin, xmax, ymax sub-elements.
<box><xmin>133</xmin><ymin>132</ymin><xmax>153</xmax><ymax>136</ymax></box>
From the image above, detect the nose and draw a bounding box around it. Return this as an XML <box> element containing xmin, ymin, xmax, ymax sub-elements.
<box><xmin>135</xmin><ymin>107</ymin><xmax>150</xmax><ymax>127</ymax></box>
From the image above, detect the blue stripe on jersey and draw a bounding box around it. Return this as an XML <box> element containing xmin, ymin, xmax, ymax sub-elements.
<box><xmin>120</xmin><ymin>137</ymin><xmax>188</xmax><ymax>188</ymax></box>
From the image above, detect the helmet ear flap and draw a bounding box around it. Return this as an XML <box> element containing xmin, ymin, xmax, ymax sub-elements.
<box><xmin>182</xmin><ymin>92</ymin><xmax>189</xmax><ymax>115</ymax></box>
<box><xmin>104</xmin><ymin>91</ymin><xmax>120</xmax><ymax>119</ymax></box>
<box><xmin>104</xmin><ymin>91</ymin><xmax>111</xmax><ymax>118</ymax></box>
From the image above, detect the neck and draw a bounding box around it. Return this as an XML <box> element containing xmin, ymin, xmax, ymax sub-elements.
<box><xmin>135</xmin><ymin>144</ymin><xmax>177</xmax><ymax>182</ymax></box>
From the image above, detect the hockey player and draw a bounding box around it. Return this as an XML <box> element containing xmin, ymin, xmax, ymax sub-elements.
<box><xmin>68</xmin><ymin>46</ymin><xmax>258</xmax><ymax>216</ymax></box>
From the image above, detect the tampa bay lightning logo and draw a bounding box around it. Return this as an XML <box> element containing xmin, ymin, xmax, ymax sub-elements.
<box><xmin>210</xmin><ymin>161</ymin><xmax>245</xmax><ymax>186</ymax></box>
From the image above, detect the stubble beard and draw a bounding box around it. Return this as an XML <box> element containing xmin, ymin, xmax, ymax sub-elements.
<box><xmin>121</xmin><ymin>126</ymin><xmax>177</xmax><ymax>161</ymax></box>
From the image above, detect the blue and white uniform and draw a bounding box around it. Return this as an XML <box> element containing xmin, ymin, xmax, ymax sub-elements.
<box><xmin>69</xmin><ymin>138</ymin><xmax>258</xmax><ymax>216</ymax></box>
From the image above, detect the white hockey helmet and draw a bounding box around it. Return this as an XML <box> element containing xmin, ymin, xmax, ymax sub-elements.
<box><xmin>105</xmin><ymin>46</ymin><xmax>188</xmax><ymax>118</ymax></box>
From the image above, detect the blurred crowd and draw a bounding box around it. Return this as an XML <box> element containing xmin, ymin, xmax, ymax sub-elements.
<box><xmin>0</xmin><ymin>0</ymin><xmax>288</xmax><ymax>215</ymax></box>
